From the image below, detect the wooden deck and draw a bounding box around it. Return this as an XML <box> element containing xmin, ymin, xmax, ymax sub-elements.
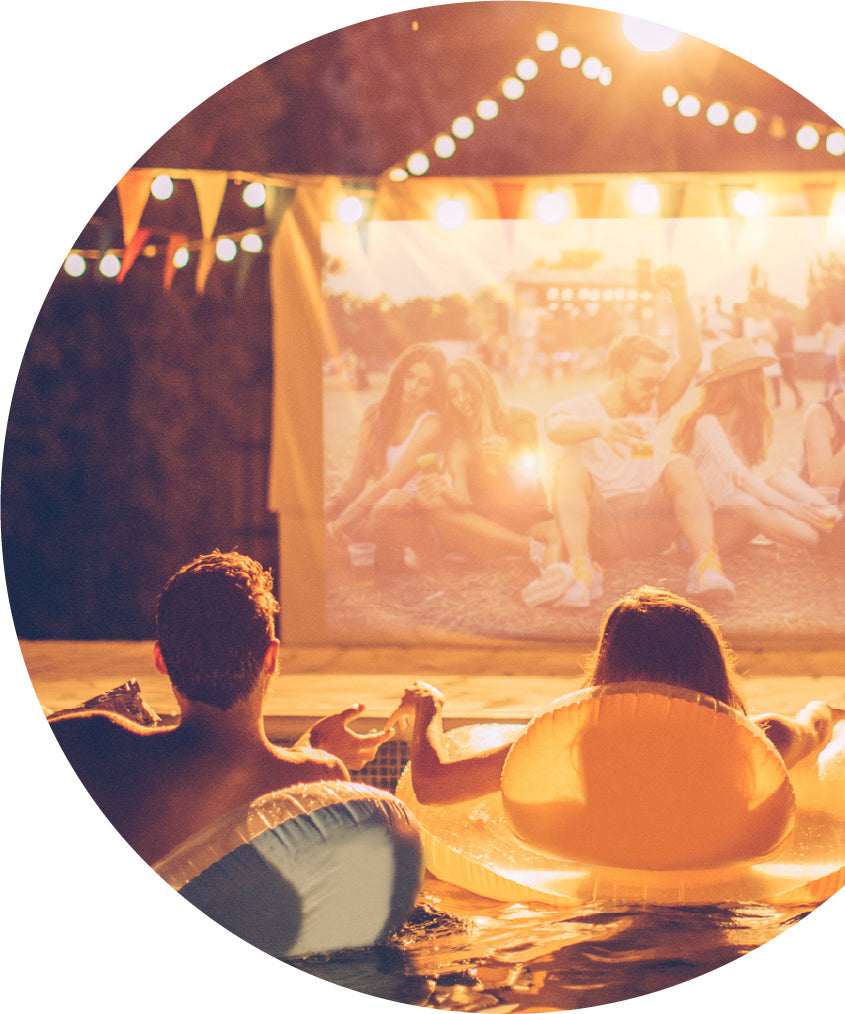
<box><xmin>22</xmin><ymin>639</ymin><xmax>845</xmax><ymax>742</ymax></box>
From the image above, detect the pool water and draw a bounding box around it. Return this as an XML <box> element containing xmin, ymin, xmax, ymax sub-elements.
<box><xmin>290</xmin><ymin>873</ymin><xmax>811</xmax><ymax>1011</ymax></box>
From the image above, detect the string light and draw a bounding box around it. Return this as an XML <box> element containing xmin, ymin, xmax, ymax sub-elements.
<box><xmin>733</xmin><ymin>110</ymin><xmax>758</xmax><ymax>135</ymax></box>
<box><xmin>826</xmin><ymin>132</ymin><xmax>845</xmax><ymax>156</ymax></box>
<box><xmin>598</xmin><ymin>67</ymin><xmax>612</xmax><ymax>86</ymax></box>
<box><xmin>215</xmin><ymin>237</ymin><xmax>237</xmax><ymax>261</ymax></box>
<box><xmin>242</xmin><ymin>182</ymin><xmax>266</xmax><ymax>208</ymax></box>
<box><xmin>240</xmin><ymin>233</ymin><xmax>263</xmax><ymax>253</ymax></box>
<box><xmin>337</xmin><ymin>195</ymin><xmax>364</xmax><ymax>224</ymax></box>
<box><xmin>98</xmin><ymin>254</ymin><xmax>121</xmax><ymax>278</ymax></box>
<box><xmin>406</xmin><ymin>152</ymin><xmax>430</xmax><ymax>176</ymax></box>
<box><xmin>581</xmin><ymin>57</ymin><xmax>603</xmax><ymax>81</ymax></box>
<box><xmin>678</xmin><ymin>95</ymin><xmax>701</xmax><ymax>118</ymax></box>
<box><xmin>150</xmin><ymin>175</ymin><xmax>174</xmax><ymax>200</ymax></box>
<box><xmin>796</xmin><ymin>125</ymin><xmax>820</xmax><ymax>151</ymax></box>
<box><xmin>734</xmin><ymin>190</ymin><xmax>763</xmax><ymax>217</ymax></box>
<box><xmin>516</xmin><ymin>58</ymin><xmax>539</xmax><ymax>81</ymax></box>
<box><xmin>662</xmin><ymin>86</ymin><xmax>679</xmax><ymax>108</ymax></box>
<box><xmin>172</xmin><ymin>247</ymin><xmax>190</xmax><ymax>269</ymax></box>
<box><xmin>706</xmin><ymin>102</ymin><xmax>730</xmax><ymax>127</ymax></box>
<box><xmin>435</xmin><ymin>198</ymin><xmax>468</xmax><ymax>230</ymax></box>
<box><xmin>434</xmin><ymin>133</ymin><xmax>457</xmax><ymax>158</ymax></box>
<box><xmin>476</xmin><ymin>98</ymin><xmax>499</xmax><ymax>121</ymax></box>
<box><xmin>534</xmin><ymin>191</ymin><xmax>569</xmax><ymax>225</ymax></box>
<box><xmin>536</xmin><ymin>30</ymin><xmax>558</xmax><ymax>52</ymax></box>
<box><xmin>64</xmin><ymin>253</ymin><xmax>86</xmax><ymax>277</ymax></box>
<box><xmin>622</xmin><ymin>15</ymin><xmax>682</xmax><ymax>52</ymax></box>
<box><xmin>451</xmin><ymin>116</ymin><xmax>474</xmax><ymax>139</ymax></box>
<box><xmin>560</xmin><ymin>46</ymin><xmax>582</xmax><ymax>69</ymax></box>
<box><xmin>501</xmin><ymin>77</ymin><xmax>525</xmax><ymax>100</ymax></box>
<box><xmin>629</xmin><ymin>181</ymin><xmax>660</xmax><ymax>215</ymax></box>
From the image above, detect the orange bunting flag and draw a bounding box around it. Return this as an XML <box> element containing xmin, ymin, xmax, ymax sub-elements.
<box><xmin>194</xmin><ymin>239</ymin><xmax>216</xmax><ymax>295</ymax></box>
<box><xmin>116</xmin><ymin>227</ymin><xmax>152</xmax><ymax>283</ymax></box>
<box><xmin>163</xmin><ymin>234</ymin><xmax>188</xmax><ymax>292</ymax></box>
<box><xmin>492</xmin><ymin>181</ymin><xmax>526</xmax><ymax>220</ymax></box>
<box><xmin>192</xmin><ymin>171</ymin><xmax>229</xmax><ymax>240</ymax></box>
<box><xmin>116</xmin><ymin>169</ymin><xmax>156</xmax><ymax>247</ymax></box>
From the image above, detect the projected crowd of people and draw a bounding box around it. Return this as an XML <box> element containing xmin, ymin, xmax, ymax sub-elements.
<box><xmin>325</xmin><ymin>264</ymin><xmax>845</xmax><ymax>613</ymax></box>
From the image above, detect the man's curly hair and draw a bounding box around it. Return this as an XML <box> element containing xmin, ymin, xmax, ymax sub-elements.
<box><xmin>155</xmin><ymin>551</ymin><xmax>279</xmax><ymax>710</ymax></box>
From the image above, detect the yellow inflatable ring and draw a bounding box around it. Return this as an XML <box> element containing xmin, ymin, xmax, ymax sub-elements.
<box><xmin>395</xmin><ymin>683</ymin><xmax>845</xmax><ymax>907</ymax></box>
<box><xmin>154</xmin><ymin>781</ymin><xmax>424</xmax><ymax>958</ymax></box>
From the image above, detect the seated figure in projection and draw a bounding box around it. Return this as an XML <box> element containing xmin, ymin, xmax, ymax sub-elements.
<box><xmin>672</xmin><ymin>338</ymin><xmax>839</xmax><ymax>550</ymax></box>
<box><xmin>49</xmin><ymin>551</ymin><xmax>392</xmax><ymax>865</ymax></box>
<box><xmin>535</xmin><ymin>264</ymin><xmax>735</xmax><ymax>609</ymax></box>
<box><xmin>386</xmin><ymin>585</ymin><xmax>844</xmax><ymax>806</ymax></box>
<box><xmin>414</xmin><ymin>356</ymin><xmax>561</xmax><ymax>571</ymax></box>
<box><xmin>798</xmin><ymin>336</ymin><xmax>845</xmax><ymax>509</ymax></box>
<box><xmin>325</xmin><ymin>342</ymin><xmax>447</xmax><ymax>569</ymax></box>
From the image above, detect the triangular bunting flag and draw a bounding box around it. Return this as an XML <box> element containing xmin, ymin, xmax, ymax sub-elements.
<box><xmin>573</xmin><ymin>181</ymin><xmax>605</xmax><ymax>219</ymax></box>
<box><xmin>235</xmin><ymin>247</ymin><xmax>255</xmax><ymax>296</ymax></box>
<box><xmin>116</xmin><ymin>169</ymin><xmax>156</xmax><ymax>247</ymax></box>
<box><xmin>192</xmin><ymin>171</ymin><xmax>229</xmax><ymax>240</ymax></box>
<box><xmin>492</xmin><ymin>181</ymin><xmax>526</xmax><ymax>220</ymax></box>
<box><xmin>803</xmin><ymin>182</ymin><xmax>836</xmax><ymax>217</ymax></box>
<box><xmin>163</xmin><ymin>234</ymin><xmax>188</xmax><ymax>292</ymax></box>
<box><xmin>117</xmin><ymin>227</ymin><xmax>152</xmax><ymax>283</ymax></box>
<box><xmin>194</xmin><ymin>239</ymin><xmax>217</xmax><ymax>295</ymax></box>
<box><xmin>264</xmin><ymin>184</ymin><xmax>297</xmax><ymax>241</ymax></box>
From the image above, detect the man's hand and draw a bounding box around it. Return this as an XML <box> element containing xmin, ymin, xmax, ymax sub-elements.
<box><xmin>653</xmin><ymin>264</ymin><xmax>687</xmax><ymax>293</ymax></box>
<box><xmin>385</xmin><ymin>681</ymin><xmax>445</xmax><ymax>734</ymax></box>
<box><xmin>307</xmin><ymin>704</ymin><xmax>395</xmax><ymax>771</ymax></box>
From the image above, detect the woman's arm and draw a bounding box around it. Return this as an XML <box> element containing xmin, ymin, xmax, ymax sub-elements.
<box><xmin>752</xmin><ymin>701</ymin><xmax>843</xmax><ymax>769</ymax></box>
<box><xmin>386</xmin><ymin>682</ymin><xmax>510</xmax><ymax>805</ymax></box>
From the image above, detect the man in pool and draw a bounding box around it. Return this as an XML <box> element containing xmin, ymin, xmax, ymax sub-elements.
<box><xmin>49</xmin><ymin>550</ymin><xmax>393</xmax><ymax>865</ymax></box>
<box><xmin>528</xmin><ymin>264</ymin><xmax>735</xmax><ymax>608</ymax></box>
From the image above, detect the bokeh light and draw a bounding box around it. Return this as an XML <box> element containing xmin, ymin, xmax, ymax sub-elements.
<box><xmin>435</xmin><ymin>198</ymin><xmax>468</xmax><ymax>231</ymax></box>
<box><xmin>172</xmin><ymin>246</ymin><xmax>190</xmax><ymax>269</ymax></box>
<box><xmin>407</xmin><ymin>151</ymin><xmax>430</xmax><ymax>175</ymax></box>
<box><xmin>796</xmin><ymin>125</ymin><xmax>820</xmax><ymax>151</ymax></box>
<box><xmin>629</xmin><ymin>181</ymin><xmax>660</xmax><ymax>216</ymax></box>
<box><xmin>98</xmin><ymin>254</ymin><xmax>121</xmax><ymax>278</ymax></box>
<box><xmin>678</xmin><ymin>95</ymin><xmax>701</xmax><ymax>118</ymax></box>
<box><xmin>389</xmin><ymin>167</ymin><xmax>409</xmax><ymax>182</ymax></box>
<box><xmin>622</xmin><ymin>15</ymin><xmax>682</xmax><ymax>52</ymax></box>
<box><xmin>242</xmin><ymin>182</ymin><xmax>266</xmax><ymax>208</ymax></box>
<box><xmin>734</xmin><ymin>110</ymin><xmax>758</xmax><ymax>135</ymax></box>
<box><xmin>434</xmin><ymin>134</ymin><xmax>457</xmax><ymax>158</ymax></box>
<box><xmin>502</xmin><ymin>77</ymin><xmax>525</xmax><ymax>100</ymax></box>
<box><xmin>240</xmin><ymin>233</ymin><xmax>263</xmax><ymax>253</ymax></box>
<box><xmin>452</xmin><ymin>116</ymin><xmax>474</xmax><ymax>139</ymax></box>
<box><xmin>534</xmin><ymin>191</ymin><xmax>569</xmax><ymax>225</ymax></box>
<box><xmin>734</xmin><ymin>190</ymin><xmax>763</xmax><ymax>217</ymax></box>
<box><xmin>598</xmin><ymin>66</ymin><xmax>612</xmax><ymax>86</ymax></box>
<box><xmin>150</xmin><ymin>174</ymin><xmax>174</xmax><ymax>200</ymax></box>
<box><xmin>516</xmin><ymin>58</ymin><xmax>538</xmax><ymax>81</ymax></box>
<box><xmin>337</xmin><ymin>195</ymin><xmax>364</xmax><ymax>224</ymax></box>
<box><xmin>215</xmin><ymin>237</ymin><xmax>237</xmax><ymax>261</ymax></box>
<box><xmin>560</xmin><ymin>46</ymin><xmax>581</xmax><ymax>69</ymax></box>
<box><xmin>826</xmin><ymin>132</ymin><xmax>845</xmax><ymax>156</ymax></box>
<box><xmin>476</xmin><ymin>99</ymin><xmax>499</xmax><ymax>121</ymax></box>
<box><xmin>706</xmin><ymin>102</ymin><xmax>730</xmax><ymax>127</ymax></box>
<box><xmin>581</xmin><ymin>57</ymin><xmax>602</xmax><ymax>80</ymax></box>
<box><xmin>63</xmin><ymin>253</ymin><xmax>86</xmax><ymax>277</ymax></box>
<box><xmin>662</xmin><ymin>86</ymin><xmax>679</xmax><ymax>107</ymax></box>
<box><xmin>536</xmin><ymin>30</ymin><xmax>558</xmax><ymax>52</ymax></box>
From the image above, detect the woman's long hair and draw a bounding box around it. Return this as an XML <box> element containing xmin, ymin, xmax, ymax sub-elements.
<box><xmin>446</xmin><ymin>357</ymin><xmax>528</xmax><ymax>443</ymax></box>
<box><xmin>673</xmin><ymin>369</ymin><xmax>772</xmax><ymax>467</ymax></box>
<box><xmin>583</xmin><ymin>586</ymin><xmax>746</xmax><ymax>712</ymax></box>
<box><xmin>363</xmin><ymin>342</ymin><xmax>447</xmax><ymax>477</ymax></box>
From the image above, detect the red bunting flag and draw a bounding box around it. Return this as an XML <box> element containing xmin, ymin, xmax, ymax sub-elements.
<box><xmin>116</xmin><ymin>227</ymin><xmax>152</xmax><ymax>283</ymax></box>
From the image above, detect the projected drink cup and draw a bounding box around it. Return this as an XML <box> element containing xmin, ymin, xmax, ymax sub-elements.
<box><xmin>417</xmin><ymin>453</ymin><xmax>440</xmax><ymax>473</ymax></box>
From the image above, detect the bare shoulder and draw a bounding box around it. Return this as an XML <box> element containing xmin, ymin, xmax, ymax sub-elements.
<box><xmin>269</xmin><ymin>743</ymin><xmax>350</xmax><ymax>785</ymax></box>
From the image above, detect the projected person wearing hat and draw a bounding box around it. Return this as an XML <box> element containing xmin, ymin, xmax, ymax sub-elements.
<box><xmin>528</xmin><ymin>264</ymin><xmax>735</xmax><ymax>609</ymax></box>
<box><xmin>799</xmin><ymin>336</ymin><xmax>845</xmax><ymax>510</ymax></box>
<box><xmin>673</xmin><ymin>338</ymin><xmax>839</xmax><ymax>550</ymax></box>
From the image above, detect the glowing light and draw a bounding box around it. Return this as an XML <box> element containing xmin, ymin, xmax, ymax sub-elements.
<box><xmin>706</xmin><ymin>102</ymin><xmax>730</xmax><ymax>127</ymax></box>
<box><xmin>452</xmin><ymin>116</ymin><xmax>474</xmax><ymax>139</ymax></box>
<box><xmin>629</xmin><ymin>181</ymin><xmax>660</xmax><ymax>216</ymax></box>
<box><xmin>337</xmin><ymin>195</ymin><xmax>364</xmax><ymax>225</ymax></box>
<box><xmin>476</xmin><ymin>99</ymin><xmax>499</xmax><ymax>121</ymax></box>
<box><xmin>242</xmin><ymin>182</ymin><xmax>266</xmax><ymax>208</ymax></box>
<box><xmin>598</xmin><ymin>66</ymin><xmax>612</xmax><ymax>86</ymax></box>
<box><xmin>831</xmin><ymin>193</ymin><xmax>845</xmax><ymax>217</ymax></box>
<box><xmin>407</xmin><ymin>151</ymin><xmax>430</xmax><ymax>175</ymax></box>
<box><xmin>150</xmin><ymin>174</ymin><xmax>174</xmax><ymax>200</ymax></box>
<box><xmin>98</xmin><ymin>253</ymin><xmax>121</xmax><ymax>278</ymax></box>
<box><xmin>536</xmin><ymin>30</ymin><xmax>558</xmax><ymax>52</ymax></box>
<box><xmin>63</xmin><ymin>253</ymin><xmax>86</xmax><ymax>277</ymax></box>
<box><xmin>502</xmin><ymin>77</ymin><xmax>525</xmax><ymax>100</ymax></box>
<box><xmin>516</xmin><ymin>58</ymin><xmax>538</xmax><ymax>81</ymax></box>
<box><xmin>826</xmin><ymin>132</ymin><xmax>845</xmax><ymax>156</ymax></box>
<box><xmin>796</xmin><ymin>125</ymin><xmax>820</xmax><ymax>151</ymax></box>
<box><xmin>435</xmin><ymin>198</ymin><xmax>468</xmax><ymax>231</ymax></box>
<box><xmin>560</xmin><ymin>46</ymin><xmax>581</xmax><ymax>69</ymax></box>
<box><xmin>662</xmin><ymin>86</ymin><xmax>679</xmax><ymax>107</ymax></box>
<box><xmin>389</xmin><ymin>167</ymin><xmax>409</xmax><ymax>182</ymax></box>
<box><xmin>215</xmin><ymin>237</ymin><xmax>237</xmax><ymax>261</ymax></box>
<box><xmin>434</xmin><ymin>133</ymin><xmax>457</xmax><ymax>158</ymax></box>
<box><xmin>678</xmin><ymin>94</ymin><xmax>701</xmax><ymax>118</ymax></box>
<box><xmin>734</xmin><ymin>110</ymin><xmax>758</xmax><ymax>135</ymax></box>
<box><xmin>581</xmin><ymin>57</ymin><xmax>602</xmax><ymax>80</ymax></box>
<box><xmin>622</xmin><ymin>15</ymin><xmax>682</xmax><ymax>52</ymax></box>
<box><xmin>534</xmin><ymin>191</ymin><xmax>569</xmax><ymax>225</ymax></box>
<box><xmin>512</xmin><ymin>450</ymin><xmax>542</xmax><ymax>486</ymax></box>
<box><xmin>734</xmin><ymin>190</ymin><xmax>763</xmax><ymax>217</ymax></box>
<box><xmin>172</xmin><ymin>246</ymin><xmax>190</xmax><ymax>268</ymax></box>
<box><xmin>240</xmin><ymin>233</ymin><xmax>263</xmax><ymax>253</ymax></box>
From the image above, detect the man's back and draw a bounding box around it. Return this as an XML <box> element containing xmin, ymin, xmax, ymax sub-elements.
<box><xmin>50</xmin><ymin>711</ymin><xmax>346</xmax><ymax>865</ymax></box>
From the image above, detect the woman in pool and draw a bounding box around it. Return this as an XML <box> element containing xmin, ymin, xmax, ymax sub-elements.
<box><xmin>325</xmin><ymin>342</ymin><xmax>447</xmax><ymax>567</ymax></box>
<box><xmin>413</xmin><ymin>356</ymin><xmax>561</xmax><ymax>571</ymax></box>
<box><xmin>386</xmin><ymin>586</ymin><xmax>843</xmax><ymax>805</ymax></box>
<box><xmin>672</xmin><ymin>338</ymin><xmax>838</xmax><ymax>550</ymax></box>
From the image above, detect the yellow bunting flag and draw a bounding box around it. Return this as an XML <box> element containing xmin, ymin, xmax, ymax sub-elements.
<box><xmin>191</xmin><ymin>171</ymin><xmax>229</xmax><ymax>240</ymax></box>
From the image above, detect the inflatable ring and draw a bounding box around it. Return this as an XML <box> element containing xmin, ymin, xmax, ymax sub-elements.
<box><xmin>395</xmin><ymin>683</ymin><xmax>845</xmax><ymax>907</ymax></box>
<box><xmin>154</xmin><ymin>781</ymin><xmax>424</xmax><ymax>958</ymax></box>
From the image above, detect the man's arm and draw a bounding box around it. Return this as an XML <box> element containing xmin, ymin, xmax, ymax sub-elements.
<box><xmin>298</xmin><ymin>704</ymin><xmax>395</xmax><ymax>771</ymax></box>
<box><xmin>654</xmin><ymin>265</ymin><xmax>702</xmax><ymax>416</ymax></box>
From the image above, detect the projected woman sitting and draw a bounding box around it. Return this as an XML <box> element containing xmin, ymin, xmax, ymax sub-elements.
<box><xmin>386</xmin><ymin>586</ymin><xmax>844</xmax><ymax>806</ymax></box>
<box><xmin>325</xmin><ymin>342</ymin><xmax>447</xmax><ymax>569</ymax></box>
<box><xmin>413</xmin><ymin>356</ymin><xmax>560</xmax><ymax>571</ymax></box>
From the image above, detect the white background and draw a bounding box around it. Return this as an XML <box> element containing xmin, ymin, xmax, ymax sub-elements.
<box><xmin>4</xmin><ymin>3</ymin><xmax>844</xmax><ymax>1013</ymax></box>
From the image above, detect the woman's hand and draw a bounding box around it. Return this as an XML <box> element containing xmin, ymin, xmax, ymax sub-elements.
<box><xmin>385</xmin><ymin>681</ymin><xmax>445</xmax><ymax>734</ymax></box>
<box><xmin>306</xmin><ymin>704</ymin><xmax>395</xmax><ymax>771</ymax></box>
